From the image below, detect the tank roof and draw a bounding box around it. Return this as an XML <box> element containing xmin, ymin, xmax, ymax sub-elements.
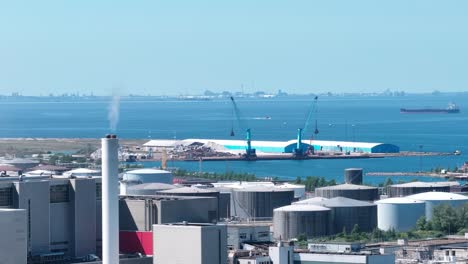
<box><xmin>276</xmin><ymin>183</ymin><xmax>306</xmax><ymax>189</ymax></box>
<box><xmin>316</xmin><ymin>183</ymin><xmax>377</xmax><ymax>190</ymax></box>
<box><xmin>274</xmin><ymin>204</ymin><xmax>330</xmax><ymax>212</ymax></box>
<box><xmin>159</xmin><ymin>186</ymin><xmax>218</xmax><ymax>194</ymax></box>
<box><xmin>407</xmin><ymin>191</ymin><xmax>468</xmax><ymax>201</ymax></box>
<box><xmin>65</xmin><ymin>168</ymin><xmax>100</xmax><ymax>174</ymax></box>
<box><xmin>318</xmin><ymin>197</ymin><xmax>376</xmax><ymax>207</ymax></box>
<box><xmin>293</xmin><ymin>197</ymin><xmax>329</xmax><ymax>205</ymax></box>
<box><xmin>375</xmin><ymin>197</ymin><xmax>425</xmax><ymax>204</ymax></box>
<box><xmin>125</xmin><ymin>168</ymin><xmax>171</xmax><ymax>174</ymax></box>
<box><xmin>235</xmin><ymin>185</ymin><xmax>293</xmax><ymax>192</ymax></box>
<box><xmin>390</xmin><ymin>181</ymin><xmax>459</xmax><ymax>188</ymax></box>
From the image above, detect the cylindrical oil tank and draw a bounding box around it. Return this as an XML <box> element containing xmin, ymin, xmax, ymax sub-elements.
<box><xmin>375</xmin><ymin>197</ymin><xmax>426</xmax><ymax>232</ymax></box>
<box><xmin>232</xmin><ymin>186</ymin><xmax>295</xmax><ymax>219</ymax></box>
<box><xmin>313</xmin><ymin>197</ymin><xmax>377</xmax><ymax>234</ymax></box>
<box><xmin>387</xmin><ymin>182</ymin><xmax>454</xmax><ymax>198</ymax></box>
<box><xmin>123</xmin><ymin>169</ymin><xmax>173</xmax><ymax>184</ymax></box>
<box><xmin>273</xmin><ymin>204</ymin><xmax>331</xmax><ymax>240</ymax></box>
<box><xmin>344</xmin><ymin>168</ymin><xmax>363</xmax><ymax>185</ymax></box>
<box><xmin>315</xmin><ymin>184</ymin><xmax>379</xmax><ymax>201</ymax></box>
<box><xmin>276</xmin><ymin>183</ymin><xmax>306</xmax><ymax>200</ymax></box>
<box><xmin>126</xmin><ymin>183</ymin><xmax>178</xmax><ymax>195</ymax></box>
<box><xmin>407</xmin><ymin>192</ymin><xmax>468</xmax><ymax>220</ymax></box>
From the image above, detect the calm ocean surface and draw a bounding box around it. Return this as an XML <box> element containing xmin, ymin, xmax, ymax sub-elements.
<box><xmin>0</xmin><ymin>94</ymin><xmax>467</xmax><ymax>184</ymax></box>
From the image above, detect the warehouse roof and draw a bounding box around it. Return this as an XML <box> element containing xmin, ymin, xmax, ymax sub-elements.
<box><xmin>309</xmin><ymin>140</ymin><xmax>386</xmax><ymax>149</ymax></box>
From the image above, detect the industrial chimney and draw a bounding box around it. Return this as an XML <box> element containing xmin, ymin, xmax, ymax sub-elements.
<box><xmin>101</xmin><ymin>134</ymin><xmax>119</xmax><ymax>264</ymax></box>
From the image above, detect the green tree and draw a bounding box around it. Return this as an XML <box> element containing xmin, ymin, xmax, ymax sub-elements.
<box><xmin>295</xmin><ymin>176</ymin><xmax>302</xmax><ymax>184</ymax></box>
<box><xmin>431</xmin><ymin>204</ymin><xmax>460</xmax><ymax>233</ymax></box>
<box><xmin>416</xmin><ymin>216</ymin><xmax>427</xmax><ymax>231</ymax></box>
<box><xmin>383</xmin><ymin>178</ymin><xmax>393</xmax><ymax>187</ymax></box>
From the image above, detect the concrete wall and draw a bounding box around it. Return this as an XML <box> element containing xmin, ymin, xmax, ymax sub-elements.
<box><xmin>13</xmin><ymin>180</ymin><xmax>50</xmax><ymax>255</ymax></box>
<box><xmin>0</xmin><ymin>209</ymin><xmax>27</xmax><ymax>264</ymax></box>
<box><xmin>157</xmin><ymin>197</ymin><xmax>218</xmax><ymax>224</ymax></box>
<box><xmin>49</xmin><ymin>203</ymin><xmax>71</xmax><ymax>252</ymax></box>
<box><xmin>70</xmin><ymin>178</ymin><xmax>97</xmax><ymax>258</ymax></box>
<box><xmin>120</xmin><ymin>200</ymin><xmax>156</xmax><ymax>231</ymax></box>
<box><xmin>153</xmin><ymin>224</ymin><xmax>227</xmax><ymax>264</ymax></box>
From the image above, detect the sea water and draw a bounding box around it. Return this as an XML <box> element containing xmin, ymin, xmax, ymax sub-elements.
<box><xmin>0</xmin><ymin>94</ymin><xmax>467</xmax><ymax>184</ymax></box>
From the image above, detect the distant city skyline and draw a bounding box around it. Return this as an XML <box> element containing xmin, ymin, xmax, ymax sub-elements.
<box><xmin>1</xmin><ymin>0</ymin><xmax>467</xmax><ymax>96</ymax></box>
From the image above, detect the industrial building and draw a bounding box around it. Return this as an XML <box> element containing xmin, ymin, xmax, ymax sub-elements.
<box><xmin>273</xmin><ymin>204</ymin><xmax>331</xmax><ymax>240</ymax></box>
<box><xmin>224</xmin><ymin>222</ymin><xmax>272</xmax><ymax>250</ymax></box>
<box><xmin>294</xmin><ymin>250</ymin><xmax>395</xmax><ymax>264</ymax></box>
<box><xmin>119</xmin><ymin>195</ymin><xmax>219</xmax><ymax>231</ymax></box>
<box><xmin>144</xmin><ymin>139</ymin><xmax>399</xmax><ymax>154</ymax></box>
<box><xmin>152</xmin><ymin>223</ymin><xmax>227</xmax><ymax>264</ymax></box>
<box><xmin>0</xmin><ymin>177</ymin><xmax>101</xmax><ymax>262</ymax></box>
<box><xmin>387</xmin><ymin>181</ymin><xmax>456</xmax><ymax>198</ymax></box>
<box><xmin>308</xmin><ymin>140</ymin><xmax>399</xmax><ymax>153</ymax></box>
<box><xmin>375</xmin><ymin>197</ymin><xmax>426</xmax><ymax>232</ymax></box>
<box><xmin>230</xmin><ymin>241</ymin><xmax>394</xmax><ymax>264</ymax></box>
<box><xmin>310</xmin><ymin>197</ymin><xmax>377</xmax><ymax>234</ymax></box>
<box><xmin>0</xmin><ymin>157</ymin><xmax>40</xmax><ymax>170</ymax></box>
<box><xmin>407</xmin><ymin>191</ymin><xmax>468</xmax><ymax>220</ymax></box>
<box><xmin>315</xmin><ymin>183</ymin><xmax>379</xmax><ymax>201</ymax></box>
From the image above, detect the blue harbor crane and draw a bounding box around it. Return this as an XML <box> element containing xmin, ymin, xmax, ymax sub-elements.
<box><xmin>230</xmin><ymin>96</ymin><xmax>257</xmax><ymax>159</ymax></box>
<box><xmin>293</xmin><ymin>96</ymin><xmax>319</xmax><ymax>158</ymax></box>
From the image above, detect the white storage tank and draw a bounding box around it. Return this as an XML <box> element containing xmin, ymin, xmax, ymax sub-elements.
<box><xmin>123</xmin><ymin>168</ymin><xmax>172</xmax><ymax>184</ymax></box>
<box><xmin>375</xmin><ymin>197</ymin><xmax>426</xmax><ymax>232</ymax></box>
<box><xmin>121</xmin><ymin>169</ymin><xmax>173</xmax><ymax>195</ymax></box>
<box><xmin>273</xmin><ymin>204</ymin><xmax>331</xmax><ymax>240</ymax></box>
<box><xmin>407</xmin><ymin>192</ymin><xmax>468</xmax><ymax>220</ymax></box>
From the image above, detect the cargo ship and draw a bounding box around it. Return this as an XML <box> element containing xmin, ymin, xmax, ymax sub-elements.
<box><xmin>400</xmin><ymin>103</ymin><xmax>460</xmax><ymax>114</ymax></box>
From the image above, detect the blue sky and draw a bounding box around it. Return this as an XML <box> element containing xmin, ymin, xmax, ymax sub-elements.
<box><xmin>0</xmin><ymin>1</ymin><xmax>467</xmax><ymax>95</ymax></box>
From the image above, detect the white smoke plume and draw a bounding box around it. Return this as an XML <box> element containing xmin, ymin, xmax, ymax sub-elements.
<box><xmin>108</xmin><ymin>92</ymin><xmax>121</xmax><ymax>132</ymax></box>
